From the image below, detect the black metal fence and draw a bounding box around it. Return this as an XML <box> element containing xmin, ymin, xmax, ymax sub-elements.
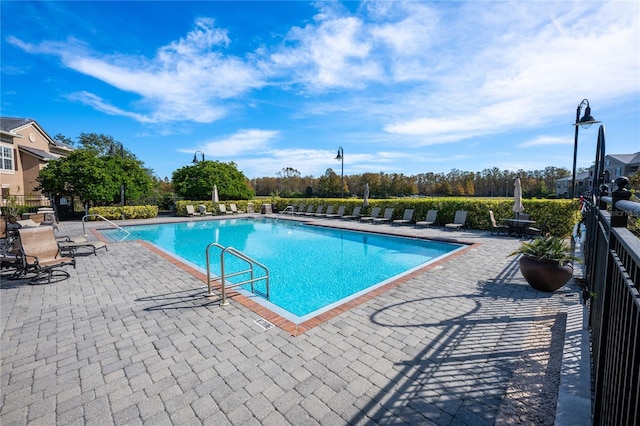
<box><xmin>582</xmin><ymin>125</ymin><xmax>639</xmax><ymax>426</ymax></box>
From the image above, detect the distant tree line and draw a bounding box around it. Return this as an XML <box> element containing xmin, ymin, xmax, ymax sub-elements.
<box><xmin>250</xmin><ymin>166</ymin><xmax>572</xmax><ymax>199</ymax></box>
<box><xmin>39</xmin><ymin>133</ymin><xmax>576</xmax><ymax>213</ymax></box>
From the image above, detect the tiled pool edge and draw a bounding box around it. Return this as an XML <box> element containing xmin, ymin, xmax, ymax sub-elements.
<box><xmin>131</xmin><ymin>237</ymin><xmax>480</xmax><ymax>336</ymax></box>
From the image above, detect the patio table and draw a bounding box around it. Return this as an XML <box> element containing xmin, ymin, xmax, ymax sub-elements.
<box><xmin>502</xmin><ymin>218</ymin><xmax>537</xmax><ymax>237</ymax></box>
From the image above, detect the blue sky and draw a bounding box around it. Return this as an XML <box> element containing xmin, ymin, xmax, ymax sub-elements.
<box><xmin>2</xmin><ymin>1</ymin><xmax>638</xmax><ymax>180</ymax></box>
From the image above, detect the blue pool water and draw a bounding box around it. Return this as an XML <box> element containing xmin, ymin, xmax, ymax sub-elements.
<box><xmin>101</xmin><ymin>218</ymin><xmax>463</xmax><ymax>322</ymax></box>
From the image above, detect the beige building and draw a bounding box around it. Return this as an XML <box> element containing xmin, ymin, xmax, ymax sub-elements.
<box><xmin>555</xmin><ymin>151</ymin><xmax>640</xmax><ymax>197</ymax></box>
<box><xmin>1</xmin><ymin>117</ymin><xmax>73</xmax><ymax>207</ymax></box>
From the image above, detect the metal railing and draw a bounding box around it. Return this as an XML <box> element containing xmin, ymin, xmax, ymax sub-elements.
<box><xmin>81</xmin><ymin>214</ymin><xmax>131</xmax><ymax>241</ymax></box>
<box><xmin>581</xmin><ymin>125</ymin><xmax>639</xmax><ymax>426</ymax></box>
<box><xmin>205</xmin><ymin>242</ymin><xmax>270</xmax><ymax>306</ymax></box>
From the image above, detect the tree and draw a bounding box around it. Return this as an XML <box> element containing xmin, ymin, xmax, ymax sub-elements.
<box><xmin>53</xmin><ymin>133</ymin><xmax>74</xmax><ymax>146</ymax></box>
<box><xmin>172</xmin><ymin>161</ymin><xmax>254</xmax><ymax>200</ymax></box>
<box><xmin>277</xmin><ymin>167</ymin><xmax>302</xmax><ymax>197</ymax></box>
<box><xmin>37</xmin><ymin>146</ymin><xmax>155</xmax><ymax>210</ymax></box>
<box><xmin>37</xmin><ymin>150</ymin><xmax>112</xmax><ymax>209</ymax></box>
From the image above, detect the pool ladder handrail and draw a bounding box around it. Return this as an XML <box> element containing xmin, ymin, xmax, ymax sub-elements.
<box><xmin>82</xmin><ymin>214</ymin><xmax>131</xmax><ymax>241</ymax></box>
<box><xmin>205</xmin><ymin>242</ymin><xmax>270</xmax><ymax>306</ymax></box>
<box><xmin>279</xmin><ymin>205</ymin><xmax>294</xmax><ymax>216</ymax></box>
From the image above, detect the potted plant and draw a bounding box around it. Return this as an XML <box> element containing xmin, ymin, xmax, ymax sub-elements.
<box><xmin>509</xmin><ymin>236</ymin><xmax>581</xmax><ymax>292</ymax></box>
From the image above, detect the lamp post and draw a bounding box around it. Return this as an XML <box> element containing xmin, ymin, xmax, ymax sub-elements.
<box><xmin>335</xmin><ymin>146</ymin><xmax>344</xmax><ymax>198</ymax></box>
<box><xmin>571</xmin><ymin>99</ymin><xmax>600</xmax><ymax>198</ymax></box>
<box><xmin>109</xmin><ymin>142</ymin><xmax>125</xmax><ymax>209</ymax></box>
<box><xmin>193</xmin><ymin>150</ymin><xmax>205</xmax><ymax>163</ymax></box>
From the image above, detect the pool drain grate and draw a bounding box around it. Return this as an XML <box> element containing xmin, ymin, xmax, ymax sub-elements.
<box><xmin>254</xmin><ymin>318</ymin><xmax>275</xmax><ymax>330</ymax></box>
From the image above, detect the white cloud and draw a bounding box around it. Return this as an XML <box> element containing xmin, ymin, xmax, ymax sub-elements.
<box><xmin>519</xmin><ymin>135</ymin><xmax>571</xmax><ymax>148</ymax></box>
<box><xmin>8</xmin><ymin>18</ymin><xmax>264</xmax><ymax>124</ymax></box>
<box><xmin>186</xmin><ymin>129</ymin><xmax>280</xmax><ymax>157</ymax></box>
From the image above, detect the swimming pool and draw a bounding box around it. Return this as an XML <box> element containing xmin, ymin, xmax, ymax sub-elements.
<box><xmin>101</xmin><ymin>218</ymin><xmax>464</xmax><ymax>323</ymax></box>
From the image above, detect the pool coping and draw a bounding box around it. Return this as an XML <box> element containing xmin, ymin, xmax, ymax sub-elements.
<box><xmin>91</xmin><ymin>215</ymin><xmax>481</xmax><ymax>336</ymax></box>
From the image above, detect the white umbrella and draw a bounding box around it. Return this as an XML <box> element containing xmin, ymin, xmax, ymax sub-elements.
<box><xmin>212</xmin><ymin>185</ymin><xmax>219</xmax><ymax>203</ymax></box>
<box><xmin>512</xmin><ymin>177</ymin><xmax>524</xmax><ymax>218</ymax></box>
<box><xmin>363</xmin><ymin>183</ymin><xmax>370</xmax><ymax>208</ymax></box>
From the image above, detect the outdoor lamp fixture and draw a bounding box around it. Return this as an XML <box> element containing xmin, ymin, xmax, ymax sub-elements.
<box><xmin>109</xmin><ymin>142</ymin><xmax>125</xmax><ymax>208</ymax></box>
<box><xmin>335</xmin><ymin>146</ymin><xmax>344</xmax><ymax>198</ymax></box>
<box><xmin>571</xmin><ymin>99</ymin><xmax>600</xmax><ymax>199</ymax></box>
<box><xmin>193</xmin><ymin>150</ymin><xmax>205</xmax><ymax>163</ymax></box>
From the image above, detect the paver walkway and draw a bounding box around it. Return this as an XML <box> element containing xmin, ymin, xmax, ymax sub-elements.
<box><xmin>1</xmin><ymin>215</ymin><xmax>582</xmax><ymax>425</ymax></box>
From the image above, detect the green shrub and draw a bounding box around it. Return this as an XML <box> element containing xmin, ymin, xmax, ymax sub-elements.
<box><xmin>175</xmin><ymin>197</ymin><xmax>581</xmax><ymax>237</ymax></box>
<box><xmin>88</xmin><ymin>205</ymin><xmax>158</xmax><ymax>220</ymax></box>
<box><xmin>276</xmin><ymin>197</ymin><xmax>580</xmax><ymax>236</ymax></box>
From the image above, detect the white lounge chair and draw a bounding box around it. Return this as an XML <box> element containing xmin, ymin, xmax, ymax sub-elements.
<box><xmin>229</xmin><ymin>203</ymin><xmax>243</xmax><ymax>214</ymax></box>
<box><xmin>185</xmin><ymin>205</ymin><xmax>201</xmax><ymax>216</ymax></box>
<box><xmin>218</xmin><ymin>204</ymin><xmax>232</xmax><ymax>215</ymax></box>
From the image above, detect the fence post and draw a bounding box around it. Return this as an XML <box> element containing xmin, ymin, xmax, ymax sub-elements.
<box><xmin>610</xmin><ymin>177</ymin><xmax>631</xmax><ymax>228</ymax></box>
<box><xmin>598</xmin><ymin>185</ymin><xmax>608</xmax><ymax>211</ymax></box>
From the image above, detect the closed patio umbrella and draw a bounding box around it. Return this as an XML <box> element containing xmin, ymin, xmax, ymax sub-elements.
<box><xmin>363</xmin><ymin>183</ymin><xmax>370</xmax><ymax>208</ymax></box>
<box><xmin>212</xmin><ymin>185</ymin><xmax>219</xmax><ymax>203</ymax></box>
<box><xmin>513</xmin><ymin>177</ymin><xmax>524</xmax><ymax>218</ymax></box>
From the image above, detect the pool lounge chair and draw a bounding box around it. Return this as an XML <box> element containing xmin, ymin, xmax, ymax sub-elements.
<box><xmin>326</xmin><ymin>205</ymin><xmax>346</xmax><ymax>219</ymax></box>
<box><xmin>489</xmin><ymin>210</ymin><xmax>509</xmax><ymax>236</ymax></box>
<box><xmin>294</xmin><ymin>205</ymin><xmax>312</xmax><ymax>215</ymax></box>
<box><xmin>309</xmin><ymin>205</ymin><xmax>324</xmax><ymax>216</ymax></box>
<box><xmin>360</xmin><ymin>207</ymin><xmax>381</xmax><ymax>222</ymax></box>
<box><xmin>229</xmin><ymin>203</ymin><xmax>243</xmax><ymax>214</ymax></box>
<box><xmin>341</xmin><ymin>206</ymin><xmax>361</xmax><ymax>220</ymax></box>
<box><xmin>18</xmin><ymin>226</ymin><xmax>76</xmax><ymax>284</ymax></box>
<box><xmin>372</xmin><ymin>208</ymin><xmax>394</xmax><ymax>224</ymax></box>
<box><xmin>57</xmin><ymin>236</ymin><xmax>108</xmax><ymax>256</ymax></box>
<box><xmin>218</xmin><ymin>204</ymin><xmax>233</xmax><ymax>215</ymax></box>
<box><xmin>392</xmin><ymin>209</ymin><xmax>414</xmax><ymax>226</ymax></box>
<box><xmin>416</xmin><ymin>210</ymin><xmax>438</xmax><ymax>227</ymax></box>
<box><xmin>185</xmin><ymin>205</ymin><xmax>201</xmax><ymax>216</ymax></box>
<box><xmin>445</xmin><ymin>210</ymin><xmax>467</xmax><ymax>231</ymax></box>
<box><xmin>317</xmin><ymin>205</ymin><xmax>334</xmax><ymax>217</ymax></box>
<box><xmin>296</xmin><ymin>205</ymin><xmax>314</xmax><ymax>216</ymax></box>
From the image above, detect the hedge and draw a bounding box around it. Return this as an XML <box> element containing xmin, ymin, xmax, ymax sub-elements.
<box><xmin>88</xmin><ymin>205</ymin><xmax>158</xmax><ymax>220</ymax></box>
<box><xmin>177</xmin><ymin>197</ymin><xmax>581</xmax><ymax>237</ymax></box>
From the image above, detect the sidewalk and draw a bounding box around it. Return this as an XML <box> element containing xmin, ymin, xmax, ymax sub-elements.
<box><xmin>1</xmin><ymin>216</ymin><xmax>585</xmax><ymax>425</ymax></box>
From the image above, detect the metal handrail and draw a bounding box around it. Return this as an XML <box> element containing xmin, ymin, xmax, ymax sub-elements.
<box><xmin>600</xmin><ymin>196</ymin><xmax>640</xmax><ymax>218</ymax></box>
<box><xmin>82</xmin><ymin>214</ymin><xmax>131</xmax><ymax>241</ymax></box>
<box><xmin>279</xmin><ymin>205</ymin><xmax>294</xmax><ymax>216</ymax></box>
<box><xmin>205</xmin><ymin>242</ymin><xmax>270</xmax><ymax>306</ymax></box>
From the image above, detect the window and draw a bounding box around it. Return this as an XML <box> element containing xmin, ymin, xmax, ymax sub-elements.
<box><xmin>0</xmin><ymin>145</ymin><xmax>13</xmax><ymax>171</ymax></box>
<box><xmin>615</xmin><ymin>167</ymin><xmax>622</xmax><ymax>177</ymax></box>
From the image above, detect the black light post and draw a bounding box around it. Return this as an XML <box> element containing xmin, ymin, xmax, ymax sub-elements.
<box><xmin>335</xmin><ymin>146</ymin><xmax>344</xmax><ymax>198</ymax></box>
<box><xmin>109</xmin><ymin>142</ymin><xmax>125</xmax><ymax>209</ymax></box>
<box><xmin>193</xmin><ymin>150</ymin><xmax>205</xmax><ymax>163</ymax></box>
<box><xmin>571</xmin><ymin>99</ymin><xmax>600</xmax><ymax>198</ymax></box>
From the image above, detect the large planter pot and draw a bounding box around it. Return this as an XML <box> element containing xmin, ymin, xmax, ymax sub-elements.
<box><xmin>518</xmin><ymin>255</ymin><xmax>574</xmax><ymax>292</ymax></box>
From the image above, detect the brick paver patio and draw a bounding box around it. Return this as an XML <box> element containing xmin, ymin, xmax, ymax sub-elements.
<box><xmin>1</xmin><ymin>215</ymin><xmax>582</xmax><ymax>425</ymax></box>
